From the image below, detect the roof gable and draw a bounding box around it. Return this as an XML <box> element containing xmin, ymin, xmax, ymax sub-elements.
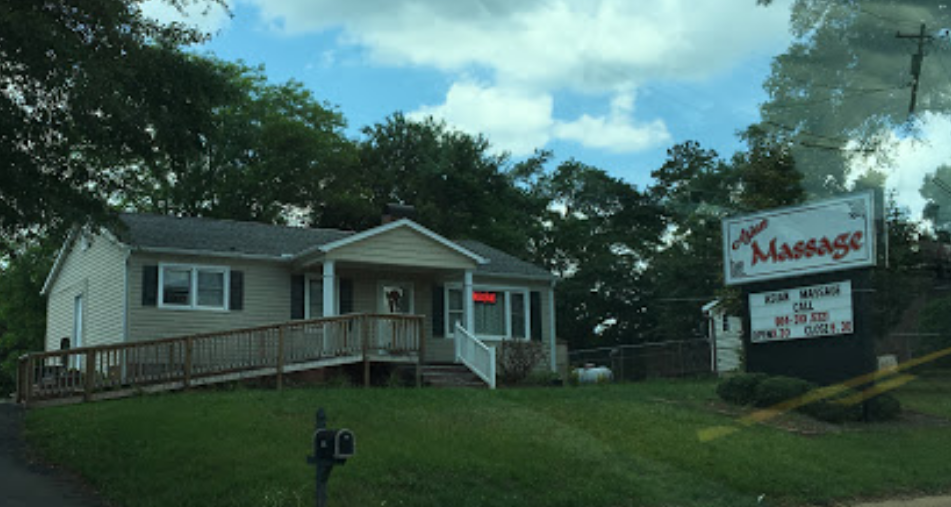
<box><xmin>318</xmin><ymin>219</ymin><xmax>486</xmax><ymax>264</ymax></box>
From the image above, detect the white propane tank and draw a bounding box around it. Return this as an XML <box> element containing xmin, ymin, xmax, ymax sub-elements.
<box><xmin>574</xmin><ymin>363</ymin><xmax>613</xmax><ymax>384</ymax></box>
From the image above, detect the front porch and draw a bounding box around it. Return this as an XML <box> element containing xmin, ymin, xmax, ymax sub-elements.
<box><xmin>294</xmin><ymin>219</ymin><xmax>557</xmax><ymax>372</ymax></box>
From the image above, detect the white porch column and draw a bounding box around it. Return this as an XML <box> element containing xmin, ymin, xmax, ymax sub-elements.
<box><xmin>464</xmin><ymin>270</ymin><xmax>474</xmax><ymax>333</ymax></box>
<box><xmin>323</xmin><ymin>260</ymin><xmax>336</xmax><ymax>317</ymax></box>
<box><xmin>548</xmin><ymin>284</ymin><xmax>557</xmax><ymax>372</ymax></box>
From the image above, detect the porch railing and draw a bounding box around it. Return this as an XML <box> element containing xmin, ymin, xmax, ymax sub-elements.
<box><xmin>16</xmin><ymin>313</ymin><xmax>424</xmax><ymax>405</ymax></box>
<box><xmin>454</xmin><ymin>323</ymin><xmax>496</xmax><ymax>389</ymax></box>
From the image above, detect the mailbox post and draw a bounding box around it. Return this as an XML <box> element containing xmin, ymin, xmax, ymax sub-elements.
<box><xmin>307</xmin><ymin>408</ymin><xmax>355</xmax><ymax>507</ymax></box>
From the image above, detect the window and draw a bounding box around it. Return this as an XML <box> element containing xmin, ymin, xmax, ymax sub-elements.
<box><xmin>722</xmin><ymin>315</ymin><xmax>730</xmax><ymax>332</ymax></box>
<box><xmin>307</xmin><ymin>278</ymin><xmax>323</xmax><ymax>318</ymax></box>
<box><xmin>511</xmin><ymin>293</ymin><xmax>526</xmax><ymax>338</ymax></box>
<box><xmin>448</xmin><ymin>288</ymin><xmax>464</xmax><ymax>333</ymax></box>
<box><xmin>446</xmin><ymin>286</ymin><xmax>530</xmax><ymax>339</ymax></box>
<box><xmin>475</xmin><ymin>291</ymin><xmax>506</xmax><ymax>336</ymax></box>
<box><xmin>159</xmin><ymin>264</ymin><xmax>229</xmax><ymax>310</ymax></box>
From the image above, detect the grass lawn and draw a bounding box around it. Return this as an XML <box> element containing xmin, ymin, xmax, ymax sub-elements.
<box><xmin>22</xmin><ymin>377</ymin><xmax>951</xmax><ymax>507</ymax></box>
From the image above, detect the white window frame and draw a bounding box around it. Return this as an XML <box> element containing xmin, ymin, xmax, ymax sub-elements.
<box><xmin>445</xmin><ymin>283</ymin><xmax>530</xmax><ymax>341</ymax></box>
<box><xmin>378</xmin><ymin>280</ymin><xmax>415</xmax><ymax>314</ymax></box>
<box><xmin>157</xmin><ymin>263</ymin><xmax>230</xmax><ymax>311</ymax></box>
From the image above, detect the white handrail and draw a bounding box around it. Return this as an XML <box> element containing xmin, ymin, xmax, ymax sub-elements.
<box><xmin>454</xmin><ymin>323</ymin><xmax>496</xmax><ymax>389</ymax></box>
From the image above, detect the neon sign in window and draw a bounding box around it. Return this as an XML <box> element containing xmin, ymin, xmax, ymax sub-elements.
<box><xmin>473</xmin><ymin>291</ymin><xmax>497</xmax><ymax>304</ymax></box>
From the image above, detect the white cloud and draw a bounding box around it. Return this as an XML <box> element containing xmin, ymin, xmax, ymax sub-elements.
<box><xmin>248</xmin><ymin>0</ymin><xmax>791</xmax><ymax>91</ymax></box>
<box><xmin>246</xmin><ymin>0</ymin><xmax>791</xmax><ymax>154</ymax></box>
<box><xmin>140</xmin><ymin>0</ymin><xmax>233</xmax><ymax>34</ymax></box>
<box><xmin>409</xmin><ymin>82</ymin><xmax>553</xmax><ymax>156</ymax></box>
<box><xmin>411</xmin><ymin>85</ymin><xmax>670</xmax><ymax>156</ymax></box>
<box><xmin>849</xmin><ymin>114</ymin><xmax>951</xmax><ymax>218</ymax></box>
<box><xmin>553</xmin><ymin>91</ymin><xmax>671</xmax><ymax>153</ymax></box>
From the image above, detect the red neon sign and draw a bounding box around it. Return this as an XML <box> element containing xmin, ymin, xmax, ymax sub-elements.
<box><xmin>473</xmin><ymin>292</ymin><xmax>497</xmax><ymax>304</ymax></box>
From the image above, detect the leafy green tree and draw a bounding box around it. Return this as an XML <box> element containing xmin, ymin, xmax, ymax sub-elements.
<box><xmin>343</xmin><ymin>113</ymin><xmax>546</xmax><ymax>255</ymax></box>
<box><xmin>125</xmin><ymin>59</ymin><xmax>356</xmax><ymax>225</ymax></box>
<box><xmin>920</xmin><ymin>165</ymin><xmax>951</xmax><ymax>232</ymax></box>
<box><xmin>0</xmin><ymin>0</ymin><xmax>228</xmax><ymax>248</ymax></box>
<box><xmin>532</xmin><ymin>160</ymin><xmax>664</xmax><ymax>348</ymax></box>
<box><xmin>646</xmin><ymin>142</ymin><xmax>737</xmax><ymax>341</ymax></box>
<box><xmin>0</xmin><ymin>242</ymin><xmax>58</xmax><ymax>395</ymax></box>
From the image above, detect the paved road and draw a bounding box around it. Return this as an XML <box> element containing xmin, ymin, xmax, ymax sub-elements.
<box><xmin>0</xmin><ymin>400</ymin><xmax>105</xmax><ymax>507</ymax></box>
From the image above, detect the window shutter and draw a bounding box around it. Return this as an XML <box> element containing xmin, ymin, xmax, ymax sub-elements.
<box><xmin>291</xmin><ymin>275</ymin><xmax>305</xmax><ymax>319</ymax></box>
<box><xmin>339</xmin><ymin>278</ymin><xmax>354</xmax><ymax>314</ymax></box>
<box><xmin>142</xmin><ymin>265</ymin><xmax>158</xmax><ymax>306</ymax></box>
<box><xmin>530</xmin><ymin>291</ymin><xmax>542</xmax><ymax>341</ymax></box>
<box><xmin>230</xmin><ymin>271</ymin><xmax>244</xmax><ymax>311</ymax></box>
<box><xmin>432</xmin><ymin>285</ymin><xmax>445</xmax><ymax>337</ymax></box>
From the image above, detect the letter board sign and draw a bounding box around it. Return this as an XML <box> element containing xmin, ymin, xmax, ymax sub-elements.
<box><xmin>722</xmin><ymin>192</ymin><xmax>875</xmax><ymax>285</ymax></box>
<box><xmin>749</xmin><ymin>280</ymin><xmax>854</xmax><ymax>343</ymax></box>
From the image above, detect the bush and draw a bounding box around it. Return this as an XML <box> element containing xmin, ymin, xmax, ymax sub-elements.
<box><xmin>799</xmin><ymin>398</ymin><xmax>862</xmax><ymax>424</ymax></box>
<box><xmin>866</xmin><ymin>393</ymin><xmax>902</xmax><ymax>421</ymax></box>
<box><xmin>498</xmin><ymin>339</ymin><xmax>548</xmax><ymax>386</ymax></box>
<box><xmin>753</xmin><ymin>376</ymin><xmax>816</xmax><ymax>408</ymax></box>
<box><xmin>716</xmin><ymin>373</ymin><xmax>769</xmax><ymax>406</ymax></box>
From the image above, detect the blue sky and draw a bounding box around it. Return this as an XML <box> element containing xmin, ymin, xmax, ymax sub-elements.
<box><xmin>144</xmin><ymin>0</ymin><xmax>794</xmax><ymax>190</ymax></box>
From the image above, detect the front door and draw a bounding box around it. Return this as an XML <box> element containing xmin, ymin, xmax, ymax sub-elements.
<box><xmin>378</xmin><ymin>282</ymin><xmax>413</xmax><ymax>351</ymax></box>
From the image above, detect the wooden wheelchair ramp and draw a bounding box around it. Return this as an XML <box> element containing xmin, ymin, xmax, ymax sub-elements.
<box><xmin>16</xmin><ymin>314</ymin><xmax>425</xmax><ymax>407</ymax></box>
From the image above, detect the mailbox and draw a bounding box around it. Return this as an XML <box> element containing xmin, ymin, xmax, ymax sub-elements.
<box><xmin>334</xmin><ymin>429</ymin><xmax>355</xmax><ymax>459</ymax></box>
<box><xmin>307</xmin><ymin>408</ymin><xmax>355</xmax><ymax>507</ymax></box>
<box><xmin>314</xmin><ymin>429</ymin><xmax>338</xmax><ymax>460</ymax></box>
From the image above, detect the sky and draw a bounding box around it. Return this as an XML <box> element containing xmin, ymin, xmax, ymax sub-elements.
<box><xmin>142</xmin><ymin>0</ymin><xmax>797</xmax><ymax>191</ymax></box>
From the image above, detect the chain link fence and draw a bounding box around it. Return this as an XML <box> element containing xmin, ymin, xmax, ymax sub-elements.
<box><xmin>568</xmin><ymin>339</ymin><xmax>713</xmax><ymax>381</ymax></box>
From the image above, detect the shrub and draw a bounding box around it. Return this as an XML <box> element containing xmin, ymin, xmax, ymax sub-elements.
<box><xmin>525</xmin><ymin>371</ymin><xmax>563</xmax><ymax>387</ymax></box>
<box><xmin>716</xmin><ymin>372</ymin><xmax>769</xmax><ymax>406</ymax></box>
<box><xmin>799</xmin><ymin>398</ymin><xmax>862</xmax><ymax>424</ymax></box>
<box><xmin>498</xmin><ymin>339</ymin><xmax>548</xmax><ymax>386</ymax></box>
<box><xmin>753</xmin><ymin>376</ymin><xmax>816</xmax><ymax>408</ymax></box>
<box><xmin>866</xmin><ymin>393</ymin><xmax>902</xmax><ymax>421</ymax></box>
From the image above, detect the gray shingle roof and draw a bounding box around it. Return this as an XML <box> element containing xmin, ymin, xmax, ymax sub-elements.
<box><xmin>118</xmin><ymin>213</ymin><xmax>552</xmax><ymax>279</ymax></box>
<box><xmin>455</xmin><ymin>240</ymin><xmax>553</xmax><ymax>280</ymax></box>
<box><xmin>118</xmin><ymin>213</ymin><xmax>353</xmax><ymax>258</ymax></box>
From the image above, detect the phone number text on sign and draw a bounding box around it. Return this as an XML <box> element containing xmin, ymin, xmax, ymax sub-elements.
<box><xmin>749</xmin><ymin>280</ymin><xmax>854</xmax><ymax>343</ymax></box>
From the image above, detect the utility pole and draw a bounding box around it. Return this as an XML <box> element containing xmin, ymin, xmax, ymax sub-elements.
<box><xmin>896</xmin><ymin>23</ymin><xmax>933</xmax><ymax>116</ymax></box>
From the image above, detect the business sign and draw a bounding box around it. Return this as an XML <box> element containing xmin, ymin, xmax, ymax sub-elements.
<box><xmin>722</xmin><ymin>192</ymin><xmax>875</xmax><ymax>285</ymax></box>
<box><xmin>473</xmin><ymin>291</ymin><xmax>497</xmax><ymax>304</ymax></box>
<box><xmin>749</xmin><ymin>280</ymin><xmax>854</xmax><ymax>343</ymax></box>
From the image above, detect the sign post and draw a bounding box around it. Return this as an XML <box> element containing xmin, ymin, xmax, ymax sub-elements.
<box><xmin>722</xmin><ymin>192</ymin><xmax>878</xmax><ymax>386</ymax></box>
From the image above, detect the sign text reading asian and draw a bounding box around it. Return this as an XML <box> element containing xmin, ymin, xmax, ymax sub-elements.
<box><xmin>749</xmin><ymin>281</ymin><xmax>854</xmax><ymax>343</ymax></box>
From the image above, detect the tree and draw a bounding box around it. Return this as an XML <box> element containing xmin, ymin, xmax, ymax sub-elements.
<box><xmin>124</xmin><ymin>59</ymin><xmax>357</xmax><ymax>225</ymax></box>
<box><xmin>0</xmin><ymin>241</ymin><xmax>58</xmax><ymax>395</ymax></box>
<box><xmin>646</xmin><ymin>142</ymin><xmax>736</xmax><ymax>341</ymax></box>
<box><xmin>920</xmin><ymin>165</ymin><xmax>951</xmax><ymax>232</ymax></box>
<box><xmin>532</xmin><ymin>160</ymin><xmax>664</xmax><ymax>348</ymax></box>
<box><xmin>756</xmin><ymin>0</ymin><xmax>951</xmax><ymax>195</ymax></box>
<box><xmin>342</xmin><ymin>114</ymin><xmax>546</xmax><ymax>255</ymax></box>
<box><xmin>0</xmin><ymin>0</ymin><xmax>228</xmax><ymax>248</ymax></box>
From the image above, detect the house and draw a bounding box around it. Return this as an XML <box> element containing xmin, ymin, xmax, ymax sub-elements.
<box><xmin>40</xmin><ymin>213</ymin><xmax>558</xmax><ymax>380</ymax></box>
<box><xmin>702</xmin><ymin>300</ymin><xmax>742</xmax><ymax>375</ymax></box>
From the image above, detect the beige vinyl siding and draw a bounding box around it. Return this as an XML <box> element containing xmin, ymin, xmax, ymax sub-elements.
<box><xmin>127</xmin><ymin>253</ymin><xmax>291</xmax><ymax>342</ymax></box>
<box><xmin>326</xmin><ymin>226</ymin><xmax>477</xmax><ymax>270</ymax></box>
<box><xmin>333</xmin><ymin>268</ymin><xmax>438</xmax><ymax>340</ymax></box>
<box><xmin>45</xmin><ymin>232</ymin><xmax>127</xmax><ymax>351</ymax></box>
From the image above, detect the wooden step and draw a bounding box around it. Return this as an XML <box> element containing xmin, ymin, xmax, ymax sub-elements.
<box><xmin>421</xmin><ymin>364</ymin><xmax>488</xmax><ymax>388</ymax></box>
